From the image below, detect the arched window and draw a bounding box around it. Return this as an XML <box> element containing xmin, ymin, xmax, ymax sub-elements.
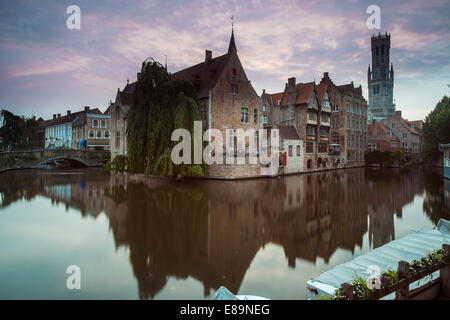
<box><xmin>307</xmin><ymin>159</ymin><xmax>312</xmax><ymax>169</ymax></box>
<box><xmin>97</xmin><ymin>130</ymin><xmax>102</xmax><ymax>138</ymax></box>
<box><xmin>296</xmin><ymin>145</ymin><xmax>300</xmax><ymax>156</ymax></box>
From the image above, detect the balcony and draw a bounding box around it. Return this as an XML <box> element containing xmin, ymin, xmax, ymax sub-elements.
<box><xmin>307</xmin><ymin>119</ymin><xmax>317</xmax><ymax>125</ymax></box>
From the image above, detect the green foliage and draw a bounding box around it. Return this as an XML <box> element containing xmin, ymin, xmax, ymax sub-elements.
<box><xmin>422</xmin><ymin>95</ymin><xmax>450</xmax><ymax>162</ymax></box>
<box><xmin>105</xmin><ymin>155</ymin><xmax>128</xmax><ymax>173</ymax></box>
<box><xmin>331</xmin><ymin>275</ymin><xmax>373</xmax><ymax>300</ymax></box>
<box><xmin>314</xmin><ymin>294</ymin><xmax>331</xmax><ymax>300</ymax></box>
<box><xmin>366</xmin><ymin>150</ymin><xmax>405</xmax><ymax>167</ymax></box>
<box><xmin>332</xmin><ymin>249</ymin><xmax>449</xmax><ymax>300</ymax></box>
<box><xmin>126</xmin><ymin>59</ymin><xmax>207</xmax><ymax>178</ymax></box>
<box><xmin>0</xmin><ymin>109</ymin><xmax>42</xmax><ymax>151</ymax></box>
<box><xmin>380</xmin><ymin>269</ymin><xmax>399</xmax><ymax>287</ymax></box>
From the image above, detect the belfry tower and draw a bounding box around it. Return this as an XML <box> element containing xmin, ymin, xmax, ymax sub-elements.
<box><xmin>368</xmin><ymin>32</ymin><xmax>395</xmax><ymax>120</ymax></box>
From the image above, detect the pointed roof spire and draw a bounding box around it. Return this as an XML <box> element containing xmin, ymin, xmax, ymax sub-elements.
<box><xmin>228</xmin><ymin>16</ymin><xmax>237</xmax><ymax>53</ymax></box>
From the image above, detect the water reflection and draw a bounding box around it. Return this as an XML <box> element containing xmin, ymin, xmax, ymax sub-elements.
<box><xmin>0</xmin><ymin>167</ymin><xmax>449</xmax><ymax>299</ymax></box>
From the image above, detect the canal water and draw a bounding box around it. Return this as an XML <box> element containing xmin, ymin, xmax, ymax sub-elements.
<box><xmin>0</xmin><ymin>167</ymin><xmax>449</xmax><ymax>299</ymax></box>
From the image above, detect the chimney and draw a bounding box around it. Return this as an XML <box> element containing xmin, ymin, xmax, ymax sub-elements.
<box><xmin>84</xmin><ymin>106</ymin><xmax>90</xmax><ymax>111</ymax></box>
<box><xmin>67</xmin><ymin>110</ymin><xmax>71</xmax><ymax>115</ymax></box>
<box><xmin>323</xmin><ymin>72</ymin><xmax>329</xmax><ymax>78</ymax></box>
<box><xmin>53</xmin><ymin>114</ymin><xmax>56</xmax><ymax>120</ymax></box>
<box><xmin>57</xmin><ymin>113</ymin><xmax>61</xmax><ymax>118</ymax></box>
<box><xmin>205</xmin><ymin>50</ymin><xmax>212</xmax><ymax>61</ymax></box>
<box><xmin>288</xmin><ymin>77</ymin><xmax>296</xmax><ymax>87</ymax></box>
<box><xmin>395</xmin><ymin>110</ymin><xmax>402</xmax><ymax>119</ymax></box>
<box><xmin>262</xmin><ymin>89</ymin><xmax>266</xmax><ymax>94</ymax></box>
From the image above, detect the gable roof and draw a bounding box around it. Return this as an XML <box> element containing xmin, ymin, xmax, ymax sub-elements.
<box><xmin>409</xmin><ymin>120</ymin><xmax>423</xmax><ymax>128</ymax></box>
<box><xmin>316</xmin><ymin>82</ymin><xmax>327</xmax><ymax>102</ymax></box>
<box><xmin>278</xmin><ymin>125</ymin><xmax>301</xmax><ymax>140</ymax></box>
<box><xmin>171</xmin><ymin>53</ymin><xmax>232</xmax><ymax>99</ymax></box>
<box><xmin>370</xmin><ymin>122</ymin><xmax>400</xmax><ymax>142</ymax></box>
<box><xmin>265</xmin><ymin>92</ymin><xmax>284</xmax><ymax>107</ymax></box>
<box><xmin>280</xmin><ymin>82</ymin><xmax>315</xmax><ymax>106</ymax></box>
<box><xmin>44</xmin><ymin>108</ymin><xmax>102</xmax><ymax>128</ymax></box>
<box><xmin>401</xmin><ymin>119</ymin><xmax>420</xmax><ymax>135</ymax></box>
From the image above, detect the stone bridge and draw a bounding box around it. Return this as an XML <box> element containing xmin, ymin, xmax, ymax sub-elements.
<box><xmin>0</xmin><ymin>149</ymin><xmax>111</xmax><ymax>172</ymax></box>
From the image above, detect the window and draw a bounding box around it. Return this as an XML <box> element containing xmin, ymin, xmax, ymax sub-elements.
<box><xmin>263</xmin><ymin>116</ymin><xmax>268</xmax><ymax>124</ymax></box>
<box><xmin>97</xmin><ymin>130</ymin><xmax>102</xmax><ymax>138</ymax></box>
<box><xmin>200</xmin><ymin>104</ymin><xmax>207</xmax><ymax>122</ymax></box>
<box><xmin>332</xmin><ymin>105</ymin><xmax>339</xmax><ymax>112</ymax></box>
<box><xmin>288</xmin><ymin>145</ymin><xmax>293</xmax><ymax>157</ymax></box>
<box><xmin>373</xmin><ymin>85</ymin><xmax>380</xmax><ymax>95</ymax></box>
<box><xmin>232</xmin><ymin>68</ymin><xmax>237</xmax><ymax>76</ymax></box>
<box><xmin>100</xmin><ymin>120</ymin><xmax>106</xmax><ymax>128</ymax></box>
<box><xmin>320</xmin><ymin>127</ymin><xmax>328</xmax><ymax>137</ymax></box>
<box><xmin>392</xmin><ymin>123</ymin><xmax>395</xmax><ymax>129</ymax></box>
<box><xmin>307</xmin><ymin>125</ymin><xmax>316</xmax><ymax>136</ymax></box>
<box><xmin>116</xmin><ymin>131</ymin><xmax>120</xmax><ymax>149</ymax></box>
<box><xmin>89</xmin><ymin>130</ymin><xmax>94</xmax><ymax>138</ymax></box>
<box><xmin>347</xmin><ymin>104</ymin><xmax>350</xmax><ymax>112</ymax></box>
<box><xmin>231</xmin><ymin>84</ymin><xmax>238</xmax><ymax>94</ymax></box>
<box><xmin>104</xmin><ymin>131</ymin><xmax>110</xmax><ymax>138</ymax></box>
<box><xmin>240</xmin><ymin>107</ymin><xmax>248</xmax><ymax>123</ymax></box>
<box><xmin>308</xmin><ymin>112</ymin><xmax>317</xmax><ymax>121</ymax></box>
<box><xmin>403</xmin><ymin>133</ymin><xmax>408</xmax><ymax>139</ymax></box>
<box><xmin>262</xmin><ymin>105</ymin><xmax>267</xmax><ymax>112</ymax></box>
<box><xmin>296</xmin><ymin>145</ymin><xmax>300</xmax><ymax>156</ymax></box>
<box><xmin>93</xmin><ymin>120</ymin><xmax>99</xmax><ymax>127</ymax></box>
<box><xmin>347</xmin><ymin>116</ymin><xmax>350</xmax><ymax>129</ymax></box>
<box><xmin>306</xmin><ymin>142</ymin><xmax>313</xmax><ymax>153</ymax></box>
<box><xmin>321</xmin><ymin>113</ymin><xmax>329</xmax><ymax>123</ymax></box>
<box><xmin>381</xmin><ymin>45</ymin><xmax>385</xmax><ymax>55</ymax></box>
<box><xmin>376</xmin><ymin>46</ymin><xmax>379</xmax><ymax>55</ymax></box>
<box><xmin>117</xmin><ymin>108</ymin><xmax>120</xmax><ymax>121</ymax></box>
<box><xmin>318</xmin><ymin>143</ymin><xmax>327</xmax><ymax>153</ymax></box>
<box><xmin>254</xmin><ymin>109</ymin><xmax>258</xmax><ymax>123</ymax></box>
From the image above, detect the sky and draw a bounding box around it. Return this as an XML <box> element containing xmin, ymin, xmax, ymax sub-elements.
<box><xmin>0</xmin><ymin>0</ymin><xmax>449</xmax><ymax>121</ymax></box>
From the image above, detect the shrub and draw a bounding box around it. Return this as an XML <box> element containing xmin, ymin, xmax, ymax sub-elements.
<box><xmin>105</xmin><ymin>155</ymin><xmax>128</xmax><ymax>173</ymax></box>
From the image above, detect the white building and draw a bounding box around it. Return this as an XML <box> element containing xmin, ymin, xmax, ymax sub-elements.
<box><xmin>44</xmin><ymin>107</ymin><xmax>104</xmax><ymax>149</ymax></box>
<box><xmin>279</xmin><ymin>125</ymin><xmax>303</xmax><ymax>174</ymax></box>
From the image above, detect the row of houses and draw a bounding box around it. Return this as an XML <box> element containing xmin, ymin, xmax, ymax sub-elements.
<box><xmin>109</xmin><ymin>30</ymin><xmax>373</xmax><ymax>177</ymax></box>
<box><xmin>39</xmin><ymin>29</ymin><xmax>422</xmax><ymax>178</ymax></box>
<box><xmin>41</xmin><ymin>106</ymin><xmax>111</xmax><ymax>151</ymax></box>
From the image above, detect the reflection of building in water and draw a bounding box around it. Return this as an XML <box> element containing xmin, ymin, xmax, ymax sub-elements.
<box><xmin>367</xmin><ymin>168</ymin><xmax>424</xmax><ymax>248</ymax></box>
<box><xmin>1</xmin><ymin>167</ymin><xmax>434</xmax><ymax>300</ymax></box>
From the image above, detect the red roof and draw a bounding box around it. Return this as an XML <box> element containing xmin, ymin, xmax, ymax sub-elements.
<box><xmin>316</xmin><ymin>82</ymin><xmax>326</xmax><ymax>102</ymax></box>
<box><xmin>266</xmin><ymin>92</ymin><xmax>284</xmax><ymax>107</ymax></box>
<box><xmin>280</xmin><ymin>82</ymin><xmax>315</xmax><ymax>106</ymax></box>
<box><xmin>401</xmin><ymin>119</ymin><xmax>420</xmax><ymax>135</ymax></box>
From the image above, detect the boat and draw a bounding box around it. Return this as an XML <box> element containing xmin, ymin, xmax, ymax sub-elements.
<box><xmin>211</xmin><ymin>286</ymin><xmax>269</xmax><ymax>300</ymax></box>
<box><xmin>306</xmin><ymin>218</ymin><xmax>450</xmax><ymax>300</ymax></box>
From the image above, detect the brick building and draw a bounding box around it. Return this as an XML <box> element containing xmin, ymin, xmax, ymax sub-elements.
<box><xmin>380</xmin><ymin>111</ymin><xmax>421</xmax><ymax>161</ymax></box>
<box><xmin>109</xmin><ymin>29</ymin><xmax>266</xmax><ymax>177</ymax></box>
<box><xmin>367</xmin><ymin>120</ymin><xmax>401</xmax><ymax>152</ymax></box>
<box><xmin>72</xmin><ymin>107</ymin><xmax>111</xmax><ymax>151</ymax></box>
<box><xmin>276</xmin><ymin>78</ymin><xmax>331</xmax><ymax>170</ymax></box>
<box><xmin>318</xmin><ymin>73</ymin><xmax>368</xmax><ymax>167</ymax></box>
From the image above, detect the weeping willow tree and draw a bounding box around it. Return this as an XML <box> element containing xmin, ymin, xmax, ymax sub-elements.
<box><xmin>127</xmin><ymin>59</ymin><xmax>206</xmax><ymax>178</ymax></box>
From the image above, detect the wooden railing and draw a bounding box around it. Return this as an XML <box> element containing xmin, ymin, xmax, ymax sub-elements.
<box><xmin>340</xmin><ymin>244</ymin><xmax>450</xmax><ymax>300</ymax></box>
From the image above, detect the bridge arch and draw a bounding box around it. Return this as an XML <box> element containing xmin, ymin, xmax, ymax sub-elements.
<box><xmin>38</xmin><ymin>156</ymin><xmax>89</xmax><ymax>168</ymax></box>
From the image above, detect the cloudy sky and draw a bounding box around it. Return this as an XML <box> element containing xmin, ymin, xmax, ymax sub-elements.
<box><xmin>0</xmin><ymin>0</ymin><xmax>449</xmax><ymax>121</ymax></box>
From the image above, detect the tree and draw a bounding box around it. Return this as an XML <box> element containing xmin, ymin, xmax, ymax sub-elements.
<box><xmin>0</xmin><ymin>109</ymin><xmax>41</xmax><ymax>151</ymax></box>
<box><xmin>422</xmin><ymin>96</ymin><xmax>450</xmax><ymax>162</ymax></box>
<box><xmin>126</xmin><ymin>59</ymin><xmax>206</xmax><ymax>178</ymax></box>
